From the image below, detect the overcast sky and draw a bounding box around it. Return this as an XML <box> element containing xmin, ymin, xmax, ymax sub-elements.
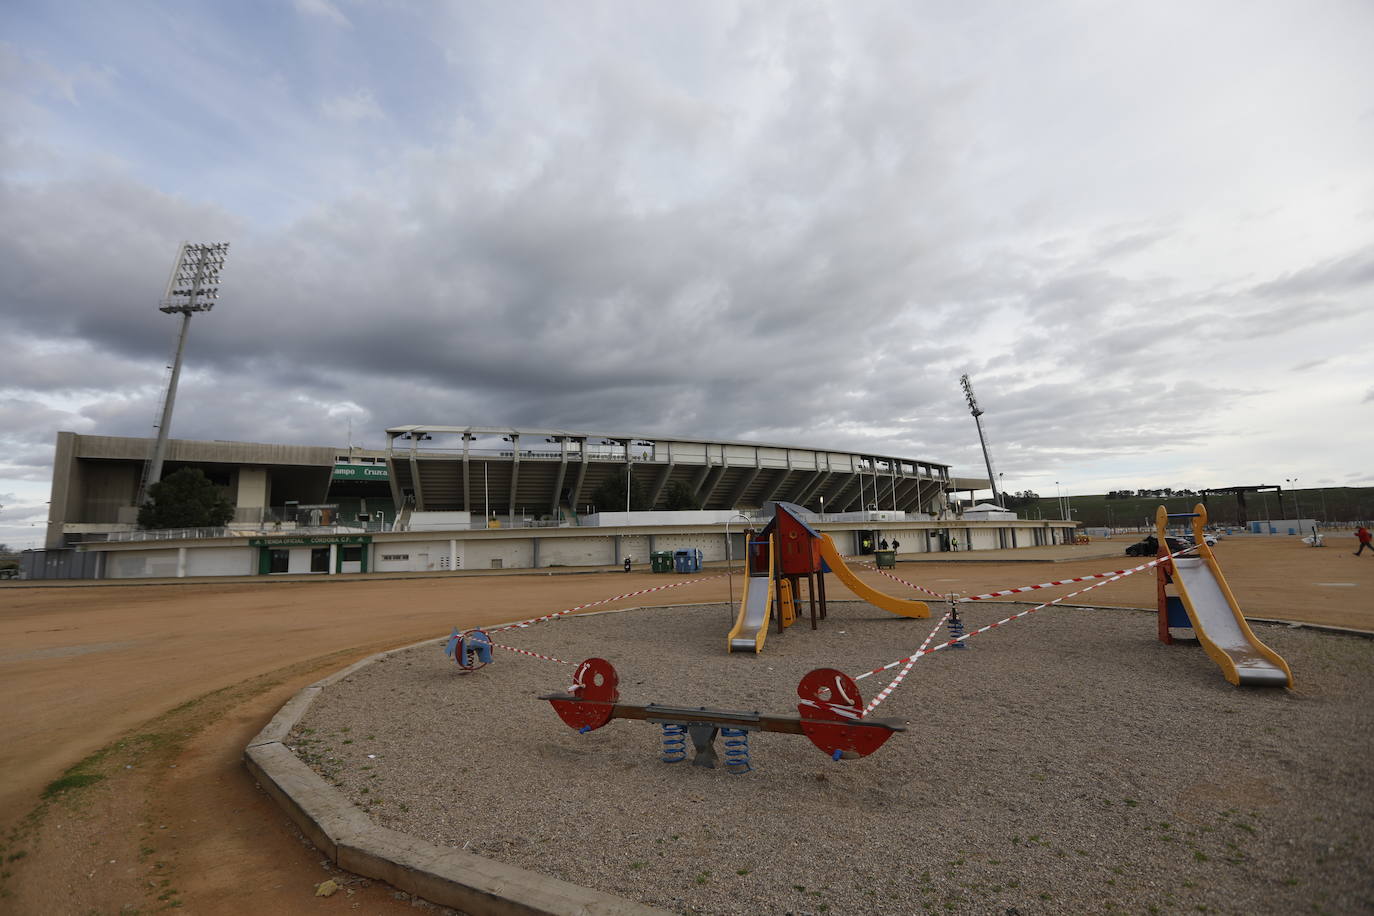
<box><xmin>2</xmin><ymin>0</ymin><xmax>1373</xmax><ymax>547</ymax></box>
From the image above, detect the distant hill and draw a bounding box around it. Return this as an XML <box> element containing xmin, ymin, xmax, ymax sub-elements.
<box><xmin>1006</xmin><ymin>486</ymin><xmax>1372</xmax><ymax>529</ymax></box>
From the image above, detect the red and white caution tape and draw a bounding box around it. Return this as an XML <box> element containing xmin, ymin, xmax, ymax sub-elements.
<box><xmin>864</xmin><ymin>553</ymin><xmax>1204</xmax><ymax>607</ymax></box>
<box><xmin>853</xmin><ymin>546</ymin><xmax>1197</xmax><ymax>682</ymax></box>
<box><xmin>859</xmin><ymin>563</ymin><xmax>947</xmax><ymax>598</ymax></box>
<box><xmin>490</xmin><ymin>642</ymin><xmax>571</xmax><ymax>665</ymax></box>
<box><xmin>483</xmin><ymin>573</ymin><xmax>728</xmax><ymax>635</ymax></box>
<box><xmin>863</xmin><ymin>611</ymin><xmax>950</xmax><ymax>715</ymax></box>
<box><xmin>958</xmin><ymin>567</ymin><xmax>1143</xmax><ymax>602</ymax></box>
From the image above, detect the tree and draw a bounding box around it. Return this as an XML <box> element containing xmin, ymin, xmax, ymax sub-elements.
<box><xmin>663</xmin><ymin>480</ymin><xmax>701</xmax><ymax>511</ymax></box>
<box><xmin>1003</xmin><ymin>490</ymin><xmax>1040</xmax><ymax>510</ymax></box>
<box><xmin>589</xmin><ymin>467</ymin><xmax>650</xmax><ymax>512</ymax></box>
<box><xmin>138</xmin><ymin>468</ymin><xmax>234</xmax><ymax>530</ymax></box>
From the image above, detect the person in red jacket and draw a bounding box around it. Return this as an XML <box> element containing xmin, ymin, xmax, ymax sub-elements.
<box><xmin>1357</xmin><ymin>526</ymin><xmax>1373</xmax><ymax>556</ymax></box>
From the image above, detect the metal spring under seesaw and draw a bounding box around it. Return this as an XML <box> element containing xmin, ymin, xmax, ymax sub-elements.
<box><xmin>661</xmin><ymin>723</ymin><xmax>687</xmax><ymax>763</ymax></box>
<box><xmin>947</xmin><ymin>614</ymin><xmax>967</xmax><ymax>648</ymax></box>
<box><xmin>721</xmin><ymin>727</ymin><xmax>751</xmax><ymax>774</ymax></box>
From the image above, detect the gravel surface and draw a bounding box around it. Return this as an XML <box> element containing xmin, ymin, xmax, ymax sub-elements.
<box><xmin>292</xmin><ymin>599</ymin><xmax>1373</xmax><ymax>915</ymax></box>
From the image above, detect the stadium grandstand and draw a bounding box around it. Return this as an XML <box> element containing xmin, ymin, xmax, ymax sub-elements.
<box><xmin>384</xmin><ymin>425</ymin><xmax>952</xmax><ymax>523</ymax></box>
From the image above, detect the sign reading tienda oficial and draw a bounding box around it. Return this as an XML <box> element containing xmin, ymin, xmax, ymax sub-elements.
<box><xmin>249</xmin><ymin>535</ymin><xmax>372</xmax><ymax>547</ymax></box>
<box><xmin>332</xmin><ymin>464</ymin><xmax>389</xmax><ymax>480</ymax></box>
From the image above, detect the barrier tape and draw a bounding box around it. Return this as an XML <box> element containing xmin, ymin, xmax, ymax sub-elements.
<box><xmin>490</xmin><ymin>642</ymin><xmax>571</xmax><ymax>665</ymax></box>
<box><xmin>959</xmin><ymin>567</ymin><xmax>1144</xmax><ymax>602</ymax></box>
<box><xmin>866</xmin><ymin>554</ymin><xmax>1199</xmax><ymax>605</ymax></box>
<box><xmin>853</xmin><ymin>546</ymin><xmax>1197</xmax><ymax>682</ymax></box>
<box><xmin>863</xmin><ymin>611</ymin><xmax>950</xmax><ymax>715</ymax></box>
<box><xmin>482</xmin><ymin>572</ymin><xmax>728</xmax><ymax>636</ymax></box>
<box><xmin>859</xmin><ymin>563</ymin><xmax>947</xmax><ymax>598</ymax></box>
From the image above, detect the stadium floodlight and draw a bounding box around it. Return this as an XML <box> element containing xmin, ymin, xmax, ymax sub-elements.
<box><xmin>138</xmin><ymin>242</ymin><xmax>230</xmax><ymax>508</ymax></box>
<box><xmin>160</xmin><ymin>242</ymin><xmax>228</xmax><ymax>314</ymax></box>
<box><xmin>960</xmin><ymin>374</ymin><xmax>1003</xmax><ymax>508</ymax></box>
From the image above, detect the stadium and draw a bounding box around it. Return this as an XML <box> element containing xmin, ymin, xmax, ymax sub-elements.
<box><xmin>31</xmin><ymin>425</ymin><xmax>1076</xmax><ymax>579</ymax></box>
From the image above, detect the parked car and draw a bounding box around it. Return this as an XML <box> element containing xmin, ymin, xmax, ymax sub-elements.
<box><xmin>1198</xmin><ymin>533</ymin><xmax>1219</xmax><ymax>547</ymax></box>
<box><xmin>1124</xmin><ymin>535</ymin><xmax>1190</xmax><ymax>557</ymax></box>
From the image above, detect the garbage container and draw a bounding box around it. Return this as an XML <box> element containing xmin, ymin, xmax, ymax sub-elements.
<box><xmin>874</xmin><ymin>549</ymin><xmax>896</xmax><ymax>569</ymax></box>
<box><xmin>673</xmin><ymin>549</ymin><xmax>699</xmax><ymax>573</ymax></box>
<box><xmin>651</xmin><ymin>551</ymin><xmax>674</xmax><ymax>573</ymax></box>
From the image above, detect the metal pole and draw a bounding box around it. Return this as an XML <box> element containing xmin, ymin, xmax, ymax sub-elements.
<box><xmin>972</xmin><ymin>413</ymin><xmax>1001</xmax><ymax>507</ymax></box>
<box><xmin>143</xmin><ymin>310</ymin><xmax>193</xmax><ymax>499</ymax></box>
<box><xmin>725</xmin><ymin>513</ymin><xmax>749</xmax><ymax>622</ymax></box>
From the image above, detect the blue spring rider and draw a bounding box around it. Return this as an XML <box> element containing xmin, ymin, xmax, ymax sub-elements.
<box><xmin>445</xmin><ymin>627</ymin><xmax>493</xmax><ymax>673</ymax></box>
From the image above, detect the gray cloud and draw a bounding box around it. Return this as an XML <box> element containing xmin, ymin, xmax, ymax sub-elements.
<box><xmin>2</xmin><ymin>0</ymin><xmax>1374</xmax><ymax>551</ymax></box>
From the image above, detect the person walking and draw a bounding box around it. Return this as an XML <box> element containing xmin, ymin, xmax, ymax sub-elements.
<box><xmin>1356</xmin><ymin>526</ymin><xmax>1373</xmax><ymax>556</ymax></box>
<box><xmin>891</xmin><ymin>538</ymin><xmax>900</xmax><ymax>552</ymax></box>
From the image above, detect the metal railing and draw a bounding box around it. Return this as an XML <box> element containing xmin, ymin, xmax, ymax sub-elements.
<box><xmin>100</xmin><ymin>522</ymin><xmax>384</xmax><ymax>543</ymax></box>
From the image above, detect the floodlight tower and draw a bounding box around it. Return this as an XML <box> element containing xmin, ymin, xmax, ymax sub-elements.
<box><xmin>959</xmin><ymin>373</ymin><xmax>1003</xmax><ymax>507</ymax></box>
<box><xmin>137</xmin><ymin>242</ymin><xmax>230</xmax><ymax>507</ymax></box>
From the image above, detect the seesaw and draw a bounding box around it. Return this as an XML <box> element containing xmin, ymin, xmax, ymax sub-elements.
<box><xmin>541</xmin><ymin>657</ymin><xmax>904</xmax><ymax>773</ymax></box>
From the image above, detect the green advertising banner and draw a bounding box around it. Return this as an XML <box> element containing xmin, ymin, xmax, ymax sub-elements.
<box><xmin>332</xmin><ymin>464</ymin><xmax>389</xmax><ymax>481</ymax></box>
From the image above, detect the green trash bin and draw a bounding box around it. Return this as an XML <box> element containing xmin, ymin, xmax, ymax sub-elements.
<box><xmin>651</xmin><ymin>551</ymin><xmax>674</xmax><ymax>573</ymax></box>
<box><xmin>874</xmin><ymin>549</ymin><xmax>896</xmax><ymax>569</ymax></box>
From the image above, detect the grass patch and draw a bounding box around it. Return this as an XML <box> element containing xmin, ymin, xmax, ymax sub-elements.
<box><xmin>41</xmin><ymin>772</ymin><xmax>104</xmax><ymax>798</ymax></box>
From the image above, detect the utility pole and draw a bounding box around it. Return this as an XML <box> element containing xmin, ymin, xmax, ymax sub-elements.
<box><xmin>959</xmin><ymin>374</ymin><xmax>1002</xmax><ymax>507</ymax></box>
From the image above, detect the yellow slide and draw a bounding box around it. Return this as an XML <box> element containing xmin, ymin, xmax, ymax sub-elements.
<box><xmin>727</xmin><ymin>534</ymin><xmax>778</xmax><ymax>653</ymax></box>
<box><xmin>817</xmin><ymin>534</ymin><xmax>930</xmax><ymax>618</ymax></box>
<box><xmin>1157</xmin><ymin>505</ymin><xmax>1292</xmax><ymax>687</ymax></box>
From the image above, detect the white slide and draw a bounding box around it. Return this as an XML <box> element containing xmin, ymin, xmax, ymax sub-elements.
<box><xmin>1171</xmin><ymin>558</ymin><xmax>1291</xmax><ymax>687</ymax></box>
<box><xmin>727</xmin><ymin>571</ymin><xmax>774</xmax><ymax>653</ymax></box>
<box><xmin>1157</xmin><ymin>504</ymin><xmax>1292</xmax><ymax>688</ymax></box>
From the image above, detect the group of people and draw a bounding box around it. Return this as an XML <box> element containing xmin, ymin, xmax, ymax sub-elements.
<box><xmin>877</xmin><ymin>537</ymin><xmax>900</xmax><ymax>551</ymax></box>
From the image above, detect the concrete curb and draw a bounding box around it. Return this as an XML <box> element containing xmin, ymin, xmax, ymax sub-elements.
<box><xmin>244</xmin><ymin>633</ymin><xmax>666</xmax><ymax>915</ymax></box>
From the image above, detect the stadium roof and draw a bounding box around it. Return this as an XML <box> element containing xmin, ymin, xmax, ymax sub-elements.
<box><xmin>384</xmin><ymin>425</ymin><xmax>952</xmax><ymax>518</ymax></box>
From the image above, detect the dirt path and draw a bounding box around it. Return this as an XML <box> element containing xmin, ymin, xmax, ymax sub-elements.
<box><xmin>0</xmin><ymin>538</ymin><xmax>1367</xmax><ymax>913</ymax></box>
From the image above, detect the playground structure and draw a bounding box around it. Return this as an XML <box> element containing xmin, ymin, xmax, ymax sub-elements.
<box><xmin>1155</xmin><ymin>504</ymin><xmax>1293</xmax><ymax>687</ymax></box>
<box><xmin>541</xmin><ymin>657</ymin><xmax>905</xmax><ymax>772</ymax></box>
<box><xmin>726</xmin><ymin>502</ymin><xmax>930</xmax><ymax>653</ymax></box>
<box><xmin>443</xmin><ymin>627</ymin><xmax>493</xmax><ymax>672</ymax></box>
<box><xmin>439</xmin><ymin>503</ymin><xmax>1292</xmax><ymax>776</ymax></box>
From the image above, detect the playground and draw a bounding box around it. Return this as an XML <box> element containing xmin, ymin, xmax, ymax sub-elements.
<box><xmin>296</xmin><ymin>600</ymin><xmax>1371</xmax><ymax>914</ymax></box>
<box><xmin>2</xmin><ymin>525</ymin><xmax>1372</xmax><ymax>913</ymax></box>
<box><xmin>282</xmin><ymin>507</ymin><xmax>1368</xmax><ymax>914</ymax></box>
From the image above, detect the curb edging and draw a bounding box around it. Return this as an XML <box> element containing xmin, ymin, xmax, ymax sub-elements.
<box><xmin>244</xmin><ymin>634</ymin><xmax>666</xmax><ymax>916</ymax></box>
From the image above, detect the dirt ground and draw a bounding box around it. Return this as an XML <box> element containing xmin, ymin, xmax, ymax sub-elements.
<box><xmin>0</xmin><ymin>535</ymin><xmax>1369</xmax><ymax>914</ymax></box>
